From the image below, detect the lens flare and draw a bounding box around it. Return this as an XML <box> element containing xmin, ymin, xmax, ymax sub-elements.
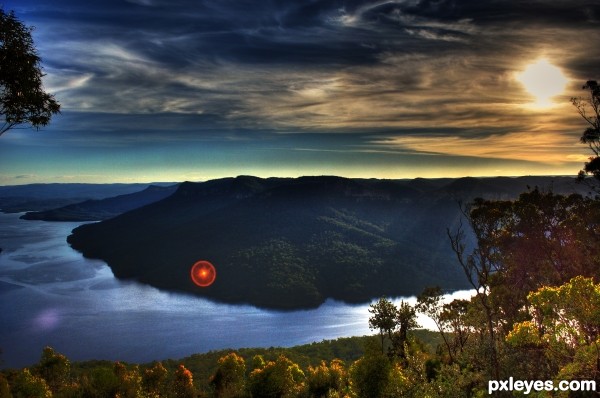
<box><xmin>190</xmin><ymin>260</ymin><xmax>216</xmax><ymax>287</ymax></box>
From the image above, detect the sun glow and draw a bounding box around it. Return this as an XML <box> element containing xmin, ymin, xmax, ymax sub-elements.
<box><xmin>517</xmin><ymin>59</ymin><xmax>568</xmax><ymax>107</ymax></box>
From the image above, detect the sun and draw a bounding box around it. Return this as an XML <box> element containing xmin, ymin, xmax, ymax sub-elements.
<box><xmin>517</xmin><ymin>59</ymin><xmax>568</xmax><ymax>107</ymax></box>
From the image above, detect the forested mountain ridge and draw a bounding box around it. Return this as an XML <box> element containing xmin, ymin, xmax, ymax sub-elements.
<box><xmin>67</xmin><ymin>175</ymin><xmax>585</xmax><ymax>309</ymax></box>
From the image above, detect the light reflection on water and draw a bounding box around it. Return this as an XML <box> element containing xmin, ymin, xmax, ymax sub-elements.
<box><xmin>0</xmin><ymin>212</ymin><xmax>473</xmax><ymax>368</ymax></box>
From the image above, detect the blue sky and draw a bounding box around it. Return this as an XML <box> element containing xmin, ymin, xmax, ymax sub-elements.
<box><xmin>1</xmin><ymin>0</ymin><xmax>599</xmax><ymax>184</ymax></box>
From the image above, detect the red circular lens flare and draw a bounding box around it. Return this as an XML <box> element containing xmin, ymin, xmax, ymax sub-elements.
<box><xmin>190</xmin><ymin>261</ymin><xmax>216</xmax><ymax>287</ymax></box>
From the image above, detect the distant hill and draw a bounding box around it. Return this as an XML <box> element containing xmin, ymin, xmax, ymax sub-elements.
<box><xmin>67</xmin><ymin>175</ymin><xmax>585</xmax><ymax>310</ymax></box>
<box><xmin>21</xmin><ymin>184</ymin><xmax>179</xmax><ymax>221</ymax></box>
<box><xmin>0</xmin><ymin>183</ymin><xmax>176</xmax><ymax>213</ymax></box>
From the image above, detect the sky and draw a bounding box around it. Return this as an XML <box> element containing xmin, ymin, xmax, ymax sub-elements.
<box><xmin>1</xmin><ymin>0</ymin><xmax>599</xmax><ymax>184</ymax></box>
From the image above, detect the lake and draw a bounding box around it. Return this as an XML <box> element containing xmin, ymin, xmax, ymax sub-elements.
<box><xmin>0</xmin><ymin>212</ymin><xmax>472</xmax><ymax>368</ymax></box>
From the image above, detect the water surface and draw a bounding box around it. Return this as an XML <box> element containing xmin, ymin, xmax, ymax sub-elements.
<box><xmin>0</xmin><ymin>212</ymin><xmax>471</xmax><ymax>368</ymax></box>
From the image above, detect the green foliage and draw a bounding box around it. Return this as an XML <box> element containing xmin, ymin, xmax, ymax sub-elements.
<box><xmin>113</xmin><ymin>362</ymin><xmax>143</xmax><ymax>398</ymax></box>
<box><xmin>507</xmin><ymin>276</ymin><xmax>600</xmax><ymax>383</ymax></box>
<box><xmin>0</xmin><ymin>373</ymin><xmax>10</xmax><ymax>398</ymax></box>
<box><xmin>368</xmin><ymin>298</ymin><xmax>418</xmax><ymax>360</ymax></box>
<box><xmin>394</xmin><ymin>302</ymin><xmax>418</xmax><ymax>360</ymax></box>
<box><xmin>10</xmin><ymin>368</ymin><xmax>51</xmax><ymax>398</ymax></box>
<box><xmin>423</xmin><ymin>363</ymin><xmax>485</xmax><ymax>398</ymax></box>
<box><xmin>0</xmin><ymin>7</ymin><xmax>60</xmax><ymax>136</ymax></box>
<box><xmin>439</xmin><ymin>299</ymin><xmax>470</xmax><ymax>358</ymax></box>
<box><xmin>232</xmin><ymin>239</ymin><xmax>322</xmax><ymax>309</ymax></box>
<box><xmin>84</xmin><ymin>366</ymin><xmax>120</xmax><ymax>398</ymax></box>
<box><xmin>348</xmin><ymin>342</ymin><xmax>391</xmax><ymax>398</ymax></box>
<box><xmin>248</xmin><ymin>355</ymin><xmax>304</xmax><ymax>398</ymax></box>
<box><xmin>305</xmin><ymin>360</ymin><xmax>347</xmax><ymax>398</ymax></box>
<box><xmin>210</xmin><ymin>353</ymin><xmax>247</xmax><ymax>398</ymax></box>
<box><xmin>35</xmin><ymin>347</ymin><xmax>70</xmax><ymax>395</ymax></box>
<box><xmin>368</xmin><ymin>297</ymin><xmax>397</xmax><ymax>354</ymax></box>
<box><xmin>449</xmin><ymin>187</ymin><xmax>600</xmax><ymax>382</ymax></box>
<box><xmin>142</xmin><ymin>361</ymin><xmax>168</xmax><ymax>398</ymax></box>
<box><xmin>468</xmin><ymin>189</ymin><xmax>600</xmax><ymax>328</ymax></box>
<box><xmin>252</xmin><ymin>355</ymin><xmax>266</xmax><ymax>372</ymax></box>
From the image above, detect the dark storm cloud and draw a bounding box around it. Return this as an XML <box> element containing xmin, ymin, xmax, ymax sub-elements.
<box><xmin>8</xmin><ymin>0</ymin><xmax>468</xmax><ymax>67</ymax></box>
<box><xmin>396</xmin><ymin>0</ymin><xmax>596</xmax><ymax>24</ymax></box>
<box><xmin>12</xmin><ymin>0</ymin><xmax>600</xmax><ymax>64</ymax></box>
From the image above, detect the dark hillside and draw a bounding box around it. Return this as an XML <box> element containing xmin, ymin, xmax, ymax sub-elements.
<box><xmin>0</xmin><ymin>183</ymin><xmax>174</xmax><ymax>213</ymax></box>
<box><xmin>21</xmin><ymin>184</ymin><xmax>179</xmax><ymax>221</ymax></box>
<box><xmin>67</xmin><ymin>175</ymin><xmax>583</xmax><ymax>309</ymax></box>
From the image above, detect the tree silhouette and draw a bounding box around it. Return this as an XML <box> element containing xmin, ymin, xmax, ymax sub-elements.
<box><xmin>393</xmin><ymin>301</ymin><xmax>418</xmax><ymax>361</ymax></box>
<box><xmin>572</xmin><ymin>80</ymin><xmax>600</xmax><ymax>180</ymax></box>
<box><xmin>368</xmin><ymin>297</ymin><xmax>397</xmax><ymax>354</ymax></box>
<box><xmin>448</xmin><ymin>202</ymin><xmax>504</xmax><ymax>380</ymax></box>
<box><xmin>0</xmin><ymin>8</ymin><xmax>60</xmax><ymax>136</ymax></box>
<box><xmin>368</xmin><ymin>297</ymin><xmax>418</xmax><ymax>359</ymax></box>
<box><xmin>417</xmin><ymin>286</ymin><xmax>455</xmax><ymax>363</ymax></box>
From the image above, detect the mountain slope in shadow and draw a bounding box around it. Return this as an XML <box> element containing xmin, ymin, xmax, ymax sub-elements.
<box><xmin>67</xmin><ymin>175</ymin><xmax>584</xmax><ymax>309</ymax></box>
<box><xmin>21</xmin><ymin>184</ymin><xmax>179</xmax><ymax>221</ymax></box>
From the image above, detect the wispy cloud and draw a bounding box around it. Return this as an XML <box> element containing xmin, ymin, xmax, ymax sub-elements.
<box><xmin>14</xmin><ymin>174</ymin><xmax>38</xmax><ymax>179</ymax></box>
<box><xmin>374</xmin><ymin>130</ymin><xmax>585</xmax><ymax>164</ymax></box>
<box><xmin>1</xmin><ymin>0</ymin><xmax>599</xmax><ymax>182</ymax></box>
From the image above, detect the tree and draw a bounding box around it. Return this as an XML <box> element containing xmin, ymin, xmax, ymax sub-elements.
<box><xmin>454</xmin><ymin>190</ymin><xmax>600</xmax><ymax>325</ymax></box>
<box><xmin>507</xmin><ymin>276</ymin><xmax>600</xmax><ymax>383</ymax></box>
<box><xmin>0</xmin><ymin>373</ymin><xmax>11</xmax><ymax>398</ymax></box>
<box><xmin>572</xmin><ymin>80</ymin><xmax>600</xmax><ymax>181</ymax></box>
<box><xmin>348</xmin><ymin>342</ymin><xmax>391</xmax><ymax>398</ymax></box>
<box><xmin>113</xmin><ymin>362</ymin><xmax>143</xmax><ymax>398</ymax></box>
<box><xmin>448</xmin><ymin>189</ymin><xmax>600</xmax><ymax>378</ymax></box>
<box><xmin>142</xmin><ymin>361</ymin><xmax>168</xmax><ymax>398</ymax></box>
<box><xmin>393</xmin><ymin>301</ymin><xmax>418</xmax><ymax>361</ymax></box>
<box><xmin>417</xmin><ymin>287</ymin><xmax>455</xmax><ymax>363</ymax></box>
<box><xmin>210</xmin><ymin>352</ymin><xmax>247</xmax><ymax>398</ymax></box>
<box><xmin>368</xmin><ymin>297</ymin><xmax>418</xmax><ymax>360</ymax></box>
<box><xmin>0</xmin><ymin>7</ymin><xmax>60</xmax><ymax>136</ymax></box>
<box><xmin>438</xmin><ymin>299</ymin><xmax>471</xmax><ymax>358</ymax></box>
<box><xmin>368</xmin><ymin>297</ymin><xmax>398</xmax><ymax>355</ymax></box>
<box><xmin>448</xmin><ymin>205</ymin><xmax>502</xmax><ymax>380</ymax></box>
<box><xmin>447</xmin><ymin>187</ymin><xmax>600</xmax><ymax>389</ymax></box>
<box><xmin>305</xmin><ymin>359</ymin><xmax>347</xmax><ymax>398</ymax></box>
<box><xmin>248</xmin><ymin>355</ymin><xmax>304</xmax><ymax>398</ymax></box>
<box><xmin>35</xmin><ymin>347</ymin><xmax>70</xmax><ymax>395</ymax></box>
<box><xmin>172</xmin><ymin>364</ymin><xmax>196</xmax><ymax>398</ymax></box>
<box><xmin>10</xmin><ymin>368</ymin><xmax>52</xmax><ymax>398</ymax></box>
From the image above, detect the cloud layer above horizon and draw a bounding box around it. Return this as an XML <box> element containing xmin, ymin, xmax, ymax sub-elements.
<box><xmin>1</xmin><ymin>0</ymin><xmax>599</xmax><ymax>183</ymax></box>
